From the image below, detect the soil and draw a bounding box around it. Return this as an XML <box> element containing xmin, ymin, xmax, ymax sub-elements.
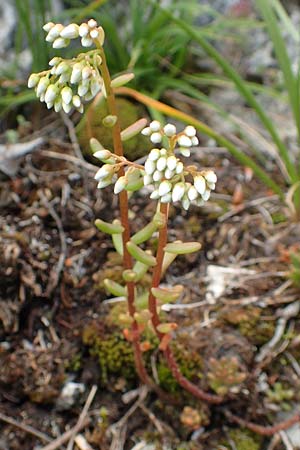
<box><xmin>1</xmin><ymin>98</ymin><xmax>300</xmax><ymax>450</ymax></box>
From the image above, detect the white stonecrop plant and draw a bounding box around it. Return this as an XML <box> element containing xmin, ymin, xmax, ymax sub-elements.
<box><xmin>93</xmin><ymin>121</ymin><xmax>217</xmax><ymax>210</ymax></box>
<box><xmin>27</xmin><ymin>19</ymin><xmax>105</xmax><ymax>113</ymax></box>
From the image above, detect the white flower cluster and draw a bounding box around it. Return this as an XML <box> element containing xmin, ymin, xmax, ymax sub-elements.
<box><xmin>142</xmin><ymin>122</ymin><xmax>217</xmax><ymax>210</ymax></box>
<box><xmin>28</xmin><ymin>55</ymin><xmax>102</xmax><ymax>113</ymax></box>
<box><xmin>43</xmin><ymin>19</ymin><xmax>105</xmax><ymax>49</ymax></box>
<box><xmin>141</xmin><ymin>121</ymin><xmax>199</xmax><ymax>157</ymax></box>
<box><xmin>93</xmin><ymin>149</ymin><xmax>143</xmax><ymax>193</ymax></box>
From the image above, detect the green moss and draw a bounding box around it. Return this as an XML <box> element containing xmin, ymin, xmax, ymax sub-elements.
<box><xmin>222</xmin><ymin>429</ymin><xmax>262</xmax><ymax>450</ymax></box>
<box><xmin>65</xmin><ymin>352</ymin><xmax>82</xmax><ymax>372</ymax></box>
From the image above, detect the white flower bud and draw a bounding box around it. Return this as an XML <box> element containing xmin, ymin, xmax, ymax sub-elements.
<box><xmin>114</xmin><ymin>176</ymin><xmax>128</xmax><ymax>194</ymax></box>
<box><xmin>141</xmin><ymin>127</ymin><xmax>151</xmax><ymax>136</ymax></box>
<box><xmin>145</xmin><ymin>159</ymin><xmax>156</xmax><ymax>175</ymax></box>
<box><xmin>79</xmin><ymin>23</ymin><xmax>89</xmax><ymax>37</ymax></box>
<box><xmin>202</xmin><ymin>190</ymin><xmax>211</xmax><ymax>201</ymax></box>
<box><xmin>81</xmin><ymin>36</ymin><xmax>93</xmax><ymax>47</ymax></box>
<box><xmin>78</xmin><ymin>82</ymin><xmax>89</xmax><ymax>96</ymax></box>
<box><xmin>28</xmin><ymin>73</ymin><xmax>40</xmax><ymax>88</ymax></box>
<box><xmin>49</xmin><ymin>57</ymin><xmax>60</xmax><ymax>67</ymax></box>
<box><xmin>46</xmin><ymin>101</ymin><xmax>54</xmax><ymax>109</ymax></box>
<box><xmin>184</xmin><ymin>125</ymin><xmax>196</xmax><ymax>137</ymax></box>
<box><xmin>88</xmin><ymin>19</ymin><xmax>98</xmax><ymax>28</ymax></box>
<box><xmin>39</xmin><ymin>93</ymin><xmax>45</xmax><ymax>102</ymax></box>
<box><xmin>95</xmin><ymin>164</ymin><xmax>114</xmax><ymax>181</ymax></box>
<box><xmin>97</xmin><ymin>177</ymin><xmax>113</xmax><ymax>189</ymax></box>
<box><xmin>70</xmin><ymin>63</ymin><xmax>83</xmax><ymax>84</ymax></box>
<box><xmin>204</xmin><ymin>170</ymin><xmax>217</xmax><ymax>184</ymax></box>
<box><xmin>166</xmin><ymin>155</ymin><xmax>177</xmax><ymax>171</ymax></box>
<box><xmin>72</xmin><ymin>95</ymin><xmax>81</xmax><ymax>108</ymax></box>
<box><xmin>156</xmin><ymin>156</ymin><xmax>167</xmax><ymax>172</ymax></box>
<box><xmin>194</xmin><ymin>176</ymin><xmax>206</xmax><ymax>195</ymax></box>
<box><xmin>90</xmin><ymin>79</ymin><xmax>101</xmax><ymax>96</ymax></box>
<box><xmin>153</xmin><ymin>170</ymin><xmax>163</xmax><ymax>182</ymax></box>
<box><xmin>82</xmin><ymin>66</ymin><xmax>92</xmax><ymax>80</ymax></box>
<box><xmin>43</xmin><ymin>22</ymin><xmax>55</xmax><ymax>33</ymax></box>
<box><xmin>62</xmin><ymin>101</ymin><xmax>72</xmax><ymax>113</ymax></box>
<box><xmin>55</xmin><ymin>62</ymin><xmax>69</xmax><ymax>75</ymax></box>
<box><xmin>187</xmin><ymin>185</ymin><xmax>198</xmax><ymax>201</ymax></box>
<box><xmin>163</xmin><ymin>123</ymin><xmax>176</xmax><ymax>137</ymax></box>
<box><xmin>172</xmin><ymin>183</ymin><xmax>185</xmax><ymax>202</ymax></box>
<box><xmin>90</xmin><ymin>29</ymin><xmax>99</xmax><ymax>39</ymax></box>
<box><xmin>164</xmin><ymin>168</ymin><xmax>175</xmax><ymax>180</ymax></box>
<box><xmin>207</xmin><ymin>182</ymin><xmax>215</xmax><ymax>190</ymax></box>
<box><xmin>158</xmin><ymin>180</ymin><xmax>172</xmax><ymax>197</ymax></box>
<box><xmin>178</xmin><ymin>135</ymin><xmax>192</xmax><ymax>147</ymax></box>
<box><xmin>36</xmin><ymin>76</ymin><xmax>50</xmax><ymax>97</ymax></box>
<box><xmin>150</xmin><ymin>190</ymin><xmax>160</xmax><ymax>200</ymax></box>
<box><xmin>46</xmin><ymin>23</ymin><xmax>64</xmax><ymax>41</ymax></box>
<box><xmin>61</xmin><ymin>86</ymin><xmax>73</xmax><ymax>104</ymax></box>
<box><xmin>160</xmin><ymin>148</ymin><xmax>167</xmax><ymax>156</ymax></box>
<box><xmin>44</xmin><ymin>84</ymin><xmax>58</xmax><ymax>103</ymax></box>
<box><xmin>93</xmin><ymin>150</ymin><xmax>112</xmax><ymax>161</ymax></box>
<box><xmin>60</xmin><ymin>23</ymin><xmax>79</xmax><ymax>39</ymax></box>
<box><xmin>54</xmin><ymin>99</ymin><xmax>62</xmax><ymax>112</ymax></box>
<box><xmin>148</xmin><ymin>148</ymin><xmax>160</xmax><ymax>161</ymax></box>
<box><xmin>58</xmin><ymin>73</ymin><xmax>70</xmax><ymax>84</ymax></box>
<box><xmin>149</xmin><ymin>120</ymin><xmax>161</xmax><ymax>132</ymax></box>
<box><xmin>160</xmin><ymin>193</ymin><xmax>172</xmax><ymax>203</ymax></box>
<box><xmin>53</xmin><ymin>37</ymin><xmax>69</xmax><ymax>49</ymax></box>
<box><xmin>180</xmin><ymin>149</ymin><xmax>190</xmax><ymax>157</ymax></box>
<box><xmin>176</xmin><ymin>162</ymin><xmax>184</xmax><ymax>174</ymax></box>
<box><xmin>182</xmin><ymin>196</ymin><xmax>191</xmax><ymax>211</ymax></box>
<box><xmin>143</xmin><ymin>175</ymin><xmax>152</xmax><ymax>186</ymax></box>
<box><xmin>191</xmin><ymin>136</ymin><xmax>199</xmax><ymax>146</ymax></box>
<box><xmin>150</xmin><ymin>132</ymin><xmax>162</xmax><ymax>144</ymax></box>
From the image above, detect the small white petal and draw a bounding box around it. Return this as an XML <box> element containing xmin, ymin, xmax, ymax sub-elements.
<box><xmin>70</xmin><ymin>63</ymin><xmax>83</xmax><ymax>84</ymax></box>
<box><xmin>164</xmin><ymin>168</ymin><xmax>174</xmax><ymax>180</ymax></box>
<box><xmin>202</xmin><ymin>190</ymin><xmax>211</xmax><ymax>201</ymax></box>
<box><xmin>204</xmin><ymin>170</ymin><xmax>217</xmax><ymax>184</ymax></box>
<box><xmin>158</xmin><ymin>180</ymin><xmax>172</xmax><ymax>197</ymax></box>
<box><xmin>188</xmin><ymin>186</ymin><xmax>198</xmax><ymax>201</ymax></box>
<box><xmin>45</xmin><ymin>85</ymin><xmax>58</xmax><ymax>103</ymax></box>
<box><xmin>207</xmin><ymin>182</ymin><xmax>215</xmax><ymax>190</ymax></box>
<box><xmin>145</xmin><ymin>159</ymin><xmax>156</xmax><ymax>175</ymax></box>
<box><xmin>150</xmin><ymin>190</ymin><xmax>160</xmax><ymax>200</ymax></box>
<box><xmin>95</xmin><ymin>165</ymin><xmax>114</xmax><ymax>181</ymax></box>
<box><xmin>79</xmin><ymin>23</ymin><xmax>89</xmax><ymax>37</ymax></box>
<box><xmin>58</xmin><ymin>73</ymin><xmax>70</xmax><ymax>84</ymax></box>
<box><xmin>114</xmin><ymin>176</ymin><xmax>127</xmax><ymax>194</ymax></box>
<box><xmin>143</xmin><ymin>175</ymin><xmax>152</xmax><ymax>186</ymax></box>
<box><xmin>172</xmin><ymin>183</ymin><xmax>185</xmax><ymax>202</ymax></box>
<box><xmin>82</xmin><ymin>66</ymin><xmax>92</xmax><ymax>80</ymax></box>
<box><xmin>78</xmin><ymin>82</ymin><xmax>89</xmax><ymax>96</ymax></box>
<box><xmin>148</xmin><ymin>148</ymin><xmax>160</xmax><ymax>161</ymax></box>
<box><xmin>160</xmin><ymin>148</ymin><xmax>167</xmax><ymax>156</ymax></box>
<box><xmin>163</xmin><ymin>123</ymin><xmax>176</xmax><ymax>137</ymax></box>
<box><xmin>62</xmin><ymin>102</ymin><xmax>72</xmax><ymax>113</ymax></box>
<box><xmin>166</xmin><ymin>155</ymin><xmax>177</xmax><ymax>171</ymax></box>
<box><xmin>46</xmin><ymin>24</ymin><xmax>64</xmax><ymax>41</ymax></box>
<box><xmin>150</xmin><ymin>132</ymin><xmax>162</xmax><ymax>144</ymax></box>
<box><xmin>90</xmin><ymin>29</ymin><xmax>99</xmax><ymax>39</ymax></box>
<box><xmin>156</xmin><ymin>156</ymin><xmax>167</xmax><ymax>172</ymax></box>
<box><xmin>46</xmin><ymin>102</ymin><xmax>54</xmax><ymax>109</ymax></box>
<box><xmin>153</xmin><ymin>170</ymin><xmax>163</xmax><ymax>182</ymax></box>
<box><xmin>182</xmin><ymin>197</ymin><xmax>191</xmax><ymax>211</ymax></box>
<box><xmin>141</xmin><ymin>127</ymin><xmax>151</xmax><ymax>136</ymax></box>
<box><xmin>149</xmin><ymin>120</ymin><xmax>161</xmax><ymax>132</ymax></box>
<box><xmin>72</xmin><ymin>95</ymin><xmax>81</xmax><ymax>108</ymax></box>
<box><xmin>54</xmin><ymin>99</ymin><xmax>62</xmax><ymax>112</ymax></box>
<box><xmin>93</xmin><ymin>150</ymin><xmax>112</xmax><ymax>160</ymax></box>
<box><xmin>184</xmin><ymin>125</ymin><xmax>196</xmax><ymax>137</ymax></box>
<box><xmin>60</xmin><ymin>24</ymin><xmax>79</xmax><ymax>39</ymax></box>
<box><xmin>53</xmin><ymin>37</ymin><xmax>69</xmax><ymax>49</ymax></box>
<box><xmin>55</xmin><ymin>62</ymin><xmax>69</xmax><ymax>75</ymax></box>
<box><xmin>43</xmin><ymin>22</ymin><xmax>55</xmax><ymax>33</ymax></box>
<box><xmin>81</xmin><ymin>36</ymin><xmax>93</xmax><ymax>47</ymax></box>
<box><xmin>178</xmin><ymin>135</ymin><xmax>192</xmax><ymax>147</ymax></box>
<box><xmin>175</xmin><ymin>162</ymin><xmax>184</xmax><ymax>174</ymax></box>
<box><xmin>28</xmin><ymin>74</ymin><xmax>40</xmax><ymax>88</ymax></box>
<box><xmin>61</xmin><ymin>86</ymin><xmax>73</xmax><ymax>104</ymax></box>
<box><xmin>88</xmin><ymin>19</ymin><xmax>98</xmax><ymax>28</ymax></box>
<box><xmin>36</xmin><ymin>77</ymin><xmax>50</xmax><ymax>97</ymax></box>
<box><xmin>49</xmin><ymin>57</ymin><xmax>60</xmax><ymax>67</ymax></box>
<box><xmin>180</xmin><ymin>148</ymin><xmax>190</xmax><ymax>157</ymax></box>
<box><xmin>191</xmin><ymin>136</ymin><xmax>199</xmax><ymax>146</ymax></box>
<box><xmin>97</xmin><ymin>177</ymin><xmax>113</xmax><ymax>189</ymax></box>
<box><xmin>194</xmin><ymin>176</ymin><xmax>206</xmax><ymax>195</ymax></box>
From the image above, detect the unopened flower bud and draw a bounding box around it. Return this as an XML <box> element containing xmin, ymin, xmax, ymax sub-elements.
<box><xmin>166</xmin><ymin>155</ymin><xmax>177</xmax><ymax>171</ymax></box>
<box><xmin>156</xmin><ymin>156</ymin><xmax>167</xmax><ymax>172</ymax></box>
<box><xmin>43</xmin><ymin>22</ymin><xmax>55</xmax><ymax>33</ymax></box>
<box><xmin>149</xmin><ymin>120</ymin><xmax>161</xmax><ymax>132</ymax></box>
<box><xmin>81</xmin><ymin>36</ymin><xmax>93</xmax><ymax>47</ymax></box>
<box><xmin>88</xmin><ymin>19</ymin><xmax>98</xmax><ymax>28</ymax></box>
<box><xmin>184</xmin><ymin>125</ymin><xmax>196</xmax><ymax>137</ymax></box>
<box><xmin>176</xmin><ymin>162</ymin><xmax>184</xmax><ymax>174</ymax></box>
<box><xmin>114</xmin><ymin>176</ymin><xmax>128</xmax><ymax>194</ymax></box>
<box><xmin>187</xmin><ymin>185</ymin><xmax>198</xmax><ymax>201</ymax></box>
<box><xmin>172</xmin><ymin>183</ymin><xmax>185</xmax><ymax>202</ymax></box>
<box><xmin>95</xmin><ymin>164</ymin><xmax>115</xmax><ymax>181</ymax></box>
<box><xmin>72</xmin><ymin>95</ymin><xmax>81</xmax><ymax>108</ymax></box>
<box><xmin>61</xmin><ymin>86</ymin><xmax>73</xmax><ymax>104</ymax></box>
<box><xmin>204</xmin><ymin>170</ymin><xmax>217</xmax><ymax>184</ymax></box>
<box><xmin>90</xmin><ymin>28</ymin><xmax>99</xmax><ymax>39</ymax></box>
<box><xmin>145</xmin><ymin>159</ymin><xmax>156</xmax><ymax>175</ymax></box>
<box><xmin>178</xmin><ymin>135</ymin><xmax>192</xmax><ymax>147</ymax></box>
<box><xmin>44</xmin><ymin>84</ymin><xmax>58</xmax><ymax>103</ymax></box>
<box><xmin>60</xmin><ymin>23</ymin><xmax>79</xmax><ymax>39</ymax></box>
<box><xmin>180</xmin><ymin>149</ymin><xmax>190</xmax><ymax>157</ymax></box>
<box><xmin>148</xmin><ymin>148</ymin><xmax>160</xmax><ymax>161</ymax></box>
<box><xmin>158</xmin><ymin>180</ymin><xmax>172</xmax><ymax>197</ymax></box>
<box><xmin>79</xmin><ymin>23</ymin><xmax>89</xmax><ymax>37</ymax></box>
<box><xmin>163</xmin><ymin>123</ymin><xmax>176</xmax><ymax>137</ymax></box>
<box><xmin>46</xmin><ymin>23</ymin><xmax>64</xmax><ymax>41</ymax></box>
<box><xmin>28</xmin><ymin>73</ymin><xmax>40</xmax><ymax>88</ymax></box>
<box><xmin>36</xmin><ymin>76</ymin><xmax>50</xmax><ymax>97</ymax></box>
<box><xmin>62</xmin><ymin>101</ymin><xmax>72</xmax><ymax>113</ymax></box>
<box><xmin>150</xmin><ymin>132</ymin><xmax>162</xmax><ymax>144</ymax></box>
<box><xmin>71</xmin><ymin>63</ymin><xmax>83</xmax><ymax>84</ymax></box>
<box><xmin>141</xmin><ymin>127</ymin><xmax>151</xmax><ymax>136</ymax></box>
<box><xmin>53</xmin><ymin>37</ymin><xmax>69</xmax><ymax>49</ymax></box>
<box><xmin>194</xmin><ymin>176</ymin><xmax>206</xmax><ymax>195</ymax></box>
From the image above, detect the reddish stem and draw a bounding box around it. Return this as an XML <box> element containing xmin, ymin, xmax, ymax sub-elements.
<box><xmin>98</xmin><ymin>47</ymin><xmax>148</xmax><ymax>384</ymax></box>
<box><xmin>227</xmin><ymin>411</ymin><xmax>300</xmax><ymax>436</ymax></box>
<box><xmin>148</xmin><ymin>203</ymin><xmax>223</xmax><ymax>404</ymax></box>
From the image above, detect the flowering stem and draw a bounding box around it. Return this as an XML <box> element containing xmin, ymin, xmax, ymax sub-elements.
<box><xmin>149</xmin><ymin>202</ymin><xmax>223</xmax><ymax>404</ymax></box>
<box><xmin>96</xmin><ymin>43</ymin><xmax>148</xmax><ymax>384</ymax></box>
